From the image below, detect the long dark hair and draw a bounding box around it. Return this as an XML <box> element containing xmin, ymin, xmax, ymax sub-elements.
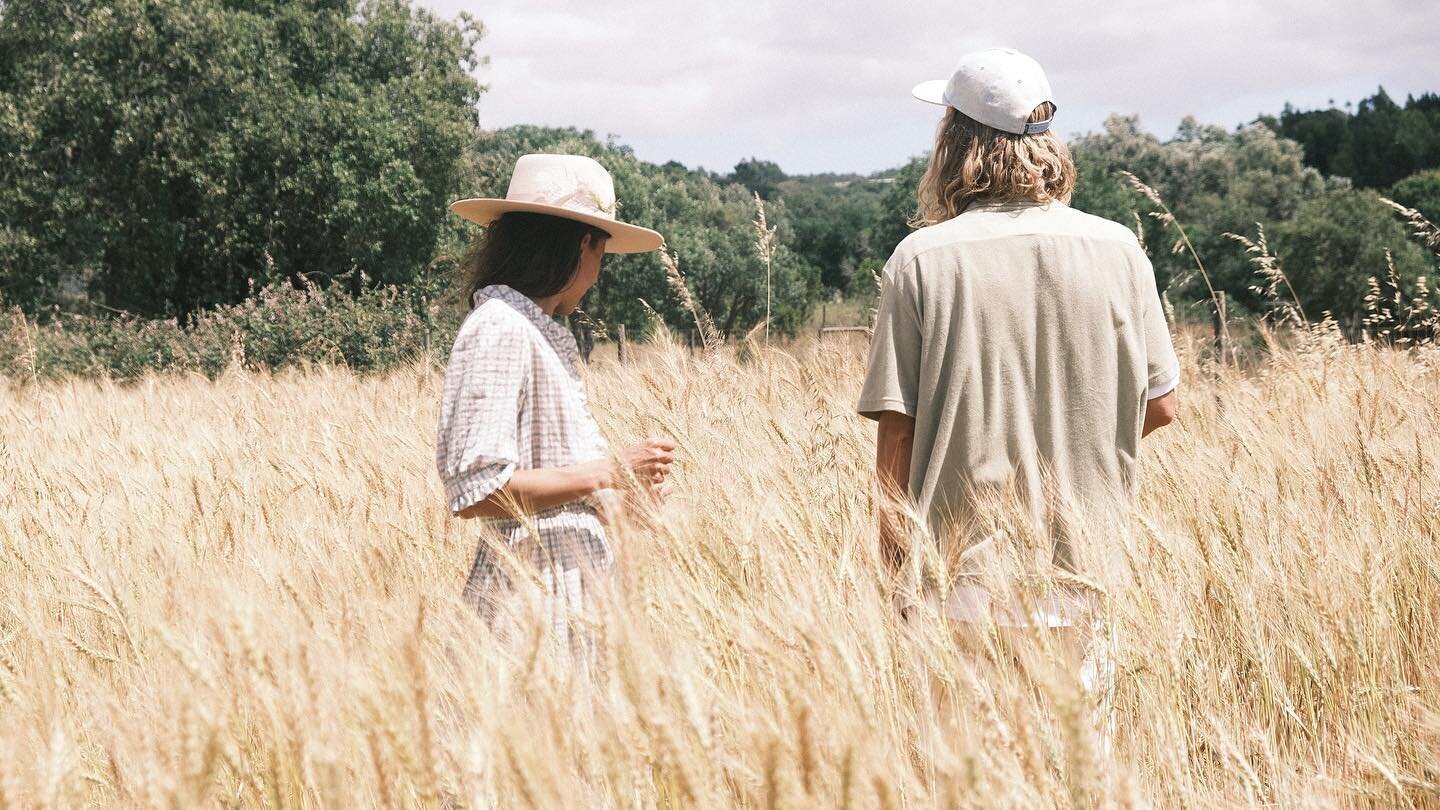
<box><xmin>459</xmin><ymin>212</ymin><xmax>611</xmax><ymax>305</ymax></box>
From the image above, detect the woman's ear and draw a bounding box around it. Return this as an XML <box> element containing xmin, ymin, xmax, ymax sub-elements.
<box><xmin>581</xmin><ymin>232</ymin><xmax>608</xmax><ymax>255</ymax></box>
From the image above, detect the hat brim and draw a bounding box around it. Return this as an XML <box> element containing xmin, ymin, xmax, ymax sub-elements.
<box><xmin>912</xmin><ymin>80</ymin><xmax>949</xmax><ymax>106</ymax></box>
<box><xmin>449</xmin><ymin>199</ymin><xmax>665</xmax><ymax>254</ymax></box>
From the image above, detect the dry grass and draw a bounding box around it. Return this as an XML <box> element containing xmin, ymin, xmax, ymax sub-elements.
<box><xmin>1</xmin><ymin>329</ymin><xmax>1438</xmax><ymax>807</ymax></box>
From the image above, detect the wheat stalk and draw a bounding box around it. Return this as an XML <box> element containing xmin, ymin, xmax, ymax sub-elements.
<box><xmin>1121</xmin><ymin>171</ymin><xmax>1228</xmax><ymax>331</ymax></box>
<box><xmin>753</xmin><ymin>192</ymin><xmax>778</xmax><ymax>344</ymax></box>
<box><xmin>1226</xmin><ymin>224</ymin><xmax>1309</xmax><ymax>325</ymax></box>
<box><xmin>660</xmin><ymin>248</ymin><xmax>721</xmax><ymax>352</ymax></box>
<box><xmin>1381</xmin><ymin>197</ymin><xmax>1440</xmax><ymax>254</ymax></box>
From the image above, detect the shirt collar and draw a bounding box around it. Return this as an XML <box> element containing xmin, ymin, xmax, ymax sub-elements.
<box><xmin>473</xmin><ymin>285</ymin><xmax>582</xmax><ymax>376</ymax></box>
<box><xmin>965</xmin><ymin>198</ymin><xmax>1066</xmax><ymax>214</ymax></box>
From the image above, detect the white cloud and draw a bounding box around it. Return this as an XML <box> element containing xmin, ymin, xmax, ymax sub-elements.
<box><xmin>418</xmin><ymin>0</ymin><xmax>1440</xmax><ymax>174</ymax></box>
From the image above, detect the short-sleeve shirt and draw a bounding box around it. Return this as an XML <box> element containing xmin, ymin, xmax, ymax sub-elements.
<box><xmin>859</xmin><ymin>200</ymin><xmax>1179</xmax><ymax>566</ymax></box>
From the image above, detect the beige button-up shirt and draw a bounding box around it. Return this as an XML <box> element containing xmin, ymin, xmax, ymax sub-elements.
<box><xmin>859</xmin><ymin>200</ymin><xmax>1179</xmax><ymax>625</ymax></box>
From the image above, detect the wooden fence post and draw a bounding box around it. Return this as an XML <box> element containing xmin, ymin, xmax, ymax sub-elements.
<box><xmin>570</xmin><ymin>319</ymin><xmax>594</xmax><ymax>363</ymax></box>
<box><xmin>1213</xmin><ymin>290</ymin><xmax>1229</xmax><ymax>365</ymax></box>
<box><xmin>617</xmin><ymin>324</ymin><xmax>629</xmax><ymax>364</ymax></box>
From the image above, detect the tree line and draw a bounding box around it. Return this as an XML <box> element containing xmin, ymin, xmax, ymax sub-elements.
<box><xmin>1263</xmin><ymin>90</ymin><xmax>1440</xmax><ymax>193</ymax></box>
<box><xmin>2</xmin><ymin>0</ymin><xmax>1437</xmax><ymax>344</ymax></box>
<box><xmin>0</xmin><ymin>0</ymin><xmax>484</xmax><ymax>323</ymax></box>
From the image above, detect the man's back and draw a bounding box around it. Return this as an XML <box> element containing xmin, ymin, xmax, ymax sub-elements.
<box><xmin>859</xmin><ymin>199</ymin><xmax>1179</xmax><ymax>559</ymax></box>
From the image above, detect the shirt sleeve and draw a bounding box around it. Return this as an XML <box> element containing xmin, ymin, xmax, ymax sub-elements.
<box><xmin>435</xmin><ymin>309</ymin><xmax>531</xmax><ymax>515</ymax></box>
<box><xmin>1138</xmin><ymin>253</ymin><xmax>1180</xmax><ymax>400</ymax></box>
<box><xmin>858</xmin><ymin>254</ymin><xmax>922</xmax><ymax>420</ymax></box>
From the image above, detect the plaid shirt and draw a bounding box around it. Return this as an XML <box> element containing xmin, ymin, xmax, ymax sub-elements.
<box><xmin>435</xmin><ymin>284</ymin><xmax>613</xmax><ymax>629</ymax></box>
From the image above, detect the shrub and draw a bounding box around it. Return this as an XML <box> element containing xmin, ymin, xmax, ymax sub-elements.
<box><xmin>1</xmin><ymin>279</ymin><xmax>464</xmax><ymax>382</ymax></box>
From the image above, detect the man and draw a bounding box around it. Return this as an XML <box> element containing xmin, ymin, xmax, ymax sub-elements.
<box><xmin>859</xmin><ymin>48</ymin><xmax>1179</xmax><ymax>638</ymax></box>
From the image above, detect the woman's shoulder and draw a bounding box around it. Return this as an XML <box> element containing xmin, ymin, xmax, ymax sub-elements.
<box><xmin>463</xmin><ymin>297</ymin><xmax>539</xmax><ymax>338</ymax></box>
<box><xmin>449</xmin><ymin>298</ymin><xmax>542</xmax><ymax>362</ymax></box>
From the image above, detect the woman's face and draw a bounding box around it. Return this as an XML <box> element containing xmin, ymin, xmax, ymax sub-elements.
<box><xmin>554</xmin><ymin>233</ymin><xmax>608</xmax><ymax>315</ymax></box>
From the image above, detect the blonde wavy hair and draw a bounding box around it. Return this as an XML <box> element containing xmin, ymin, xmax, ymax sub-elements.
<box><xmin>913</xmin><ymin>102</ymin><xmax>1076</xmax><ymax>227</ymax></box>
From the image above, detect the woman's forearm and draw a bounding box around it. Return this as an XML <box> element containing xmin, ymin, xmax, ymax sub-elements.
<box><xmin>457</xmin><ymin>461</ymin><xmax>610</xmax><ymax>519</ymax></box>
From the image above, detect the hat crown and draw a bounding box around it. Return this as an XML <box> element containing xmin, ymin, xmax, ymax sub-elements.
<box><xmin>505</xmin><ymin>154</ymin><xmax>619</xmax><ymax>221</ymax></box>
<box><xmin>448</xmin><ymin>153</ymin><xmax>663</xmax><ymax>254</ymax></box>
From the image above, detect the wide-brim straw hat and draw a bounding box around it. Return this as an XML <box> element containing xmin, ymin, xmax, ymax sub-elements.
<box><xmin>450</xmin><ymin>154</ymin><xmax>664</xmax><ymax>254</ymax></box>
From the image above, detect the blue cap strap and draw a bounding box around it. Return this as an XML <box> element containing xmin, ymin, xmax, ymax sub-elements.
<box><xmin>1022</xmin><ymin>118</ymin><xmax>1052</xmax><ymax>135</ymax></box>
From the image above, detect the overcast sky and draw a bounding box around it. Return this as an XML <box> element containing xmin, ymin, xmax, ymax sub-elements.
<box><xmin>416</xmin><ymin>0</ymin><xmax>1440</xmax><ymax>176</ymax></box>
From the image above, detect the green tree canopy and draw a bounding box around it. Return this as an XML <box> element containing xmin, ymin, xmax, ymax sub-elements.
<box><xmin>1070</xmin><ymin>115</ymin><xmax>1333</xmax><ymax>314</ymax></box>
<box><xmin>729</xmin><ymin>158</ymin><xmax>786</xmax><ymax>201</ymax></box>
<box><xmin>1271</xmin><ymin>89</ymin><xmax>1440</xmax><ymax>189</ymax></box>
<box><xmin>872</xmin><ymin>157</ymin><xmax>927</xmax><ymax>259</ymax></box>
<box><xmin>1390</xmin><ymin>169</ymin><xmax>1440</xmax><ymax>224</ymax></box>
<box><xmin>776</xmin><ymin>177</ymin><xmax>887</xmax><ymax>293</ymax></box>
<box><xmin>0</xmin><ymin>0</ymin><xmax>484</xmax><ymax>320</ymax></box>
<box><xmin>1271</xmin><ymin>188</ymin><xmax>1432</xmax><ymax>325</ymax></box>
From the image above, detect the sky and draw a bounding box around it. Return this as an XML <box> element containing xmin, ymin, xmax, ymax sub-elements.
<box><xmin>416</xmin><ymin>0</ymin><xmax>1440</xmax><ymax>176</ymax></box>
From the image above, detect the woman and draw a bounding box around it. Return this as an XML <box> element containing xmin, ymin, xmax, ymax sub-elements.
<box><xmin>436</xmin><ymin>153</ymin><xmax>675</xmax><ymax>644</ymax></box>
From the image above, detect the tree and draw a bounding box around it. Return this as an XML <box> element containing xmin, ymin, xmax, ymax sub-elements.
<box><xmin>1390</xmin><ymin>169</ymin><xmax>1440</xmax><ymax>224</ymax></box>
<box><xmin>1271</xmin><ymin>188</ymin><xmax>1432</xmax><ymax>325</ymax></box>
<box><xmin>1071</xmin><ymin>115</ymin><xmax>1330</xmax><ymax>314</ymax></box>
<box><xmin>1271</xmin><ymin>90</ymin><xmax>1440</xmax><ymax>189</ymax></box>
<box><xmin>1069</xmin><ymin>153</ymin><xmax>1136</xmax><ymax>228</ymax></box>
<box><xmin>777</xmin><ymin>177</ymin><xmax>885</xmax><ymax>293</ymax></box>
<box><xmin>730</xmin><ymin>158</ymin><xmax>786</xmax><ymax>201</ymax></box>
<box><xmin>0</xmin><ymin>0</ymin><xmax>484</xmax><ymax>320</ymax></box>
<box><xmin>872</xmin><ymin>157</ymin><xmax>927</xmax><ymax>259</ymax></box>
<box><xmin>1270</xmin><ymin>103</ymin><xmax>1349</xmax><ymax>177</ymax></box>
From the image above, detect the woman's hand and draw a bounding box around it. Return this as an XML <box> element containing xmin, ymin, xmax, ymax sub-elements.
<box><xmin>613</xmin><ymin>437</ymin><xmax>676</xmax><ymax>500</ymax></box>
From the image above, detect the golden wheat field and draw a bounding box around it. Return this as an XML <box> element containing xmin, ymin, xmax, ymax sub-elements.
<box><xmin>1</xmin><ymin>329</ymin><xmax>1438</xmax><ymax>808</ymax></box>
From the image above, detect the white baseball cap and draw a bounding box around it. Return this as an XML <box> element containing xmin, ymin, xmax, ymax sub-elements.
<box><xmin>912</xmin><ymin>48</ymin><xmax>1056</xmax><ymax>135</ymax></box>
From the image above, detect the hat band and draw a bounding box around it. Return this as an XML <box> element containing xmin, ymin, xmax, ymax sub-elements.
<box><xmin>510</xmin><ymin>179</ymin><xmax>618</xmax><ymax>219</ymax></box>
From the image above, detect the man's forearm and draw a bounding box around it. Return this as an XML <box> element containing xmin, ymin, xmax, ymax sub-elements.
<box><xmin>876</xmin><ymin>411</ymin><xmax>917</xmax><ymax>570</ymax></box>
<box><xmin>1143</xmin><ymin>389</ymin><xmax>1179</xmax><ymax>437</ymax></box>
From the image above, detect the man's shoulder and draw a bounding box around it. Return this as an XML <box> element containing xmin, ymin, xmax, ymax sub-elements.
<box><xmin>1046</xmin><ymin>204</ymin><xmax>1144</xmax><ymax>245</ymax></box>
<box><xmin>891</xmin><ymin>202</ymin><xmax>1143</xmax><ymax>266</ymax></box>
<box><xmin>1049</xmin><ymin>205</ymin><xmax>1148</xmax><ymax>252</ymax></box>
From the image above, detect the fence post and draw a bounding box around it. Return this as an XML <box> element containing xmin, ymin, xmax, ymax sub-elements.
<box><xmin>617</xmin><ymin>324</ymin><xmax>629</xmax><ymax>364</ymax></box>
<box><xmin>573</xmin><ymin>321</ymin><xmax>593</xmax><ymax>363</ymax></box>
<box><xmin>819</xmin><ymin>304</ymin><xmax>827</xmax><ymax>338</ymax></box>
<box><xmin>1213</xmin><ymin>290</ymin><xmax>1229</xmax><ymax>365</ymax></box>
